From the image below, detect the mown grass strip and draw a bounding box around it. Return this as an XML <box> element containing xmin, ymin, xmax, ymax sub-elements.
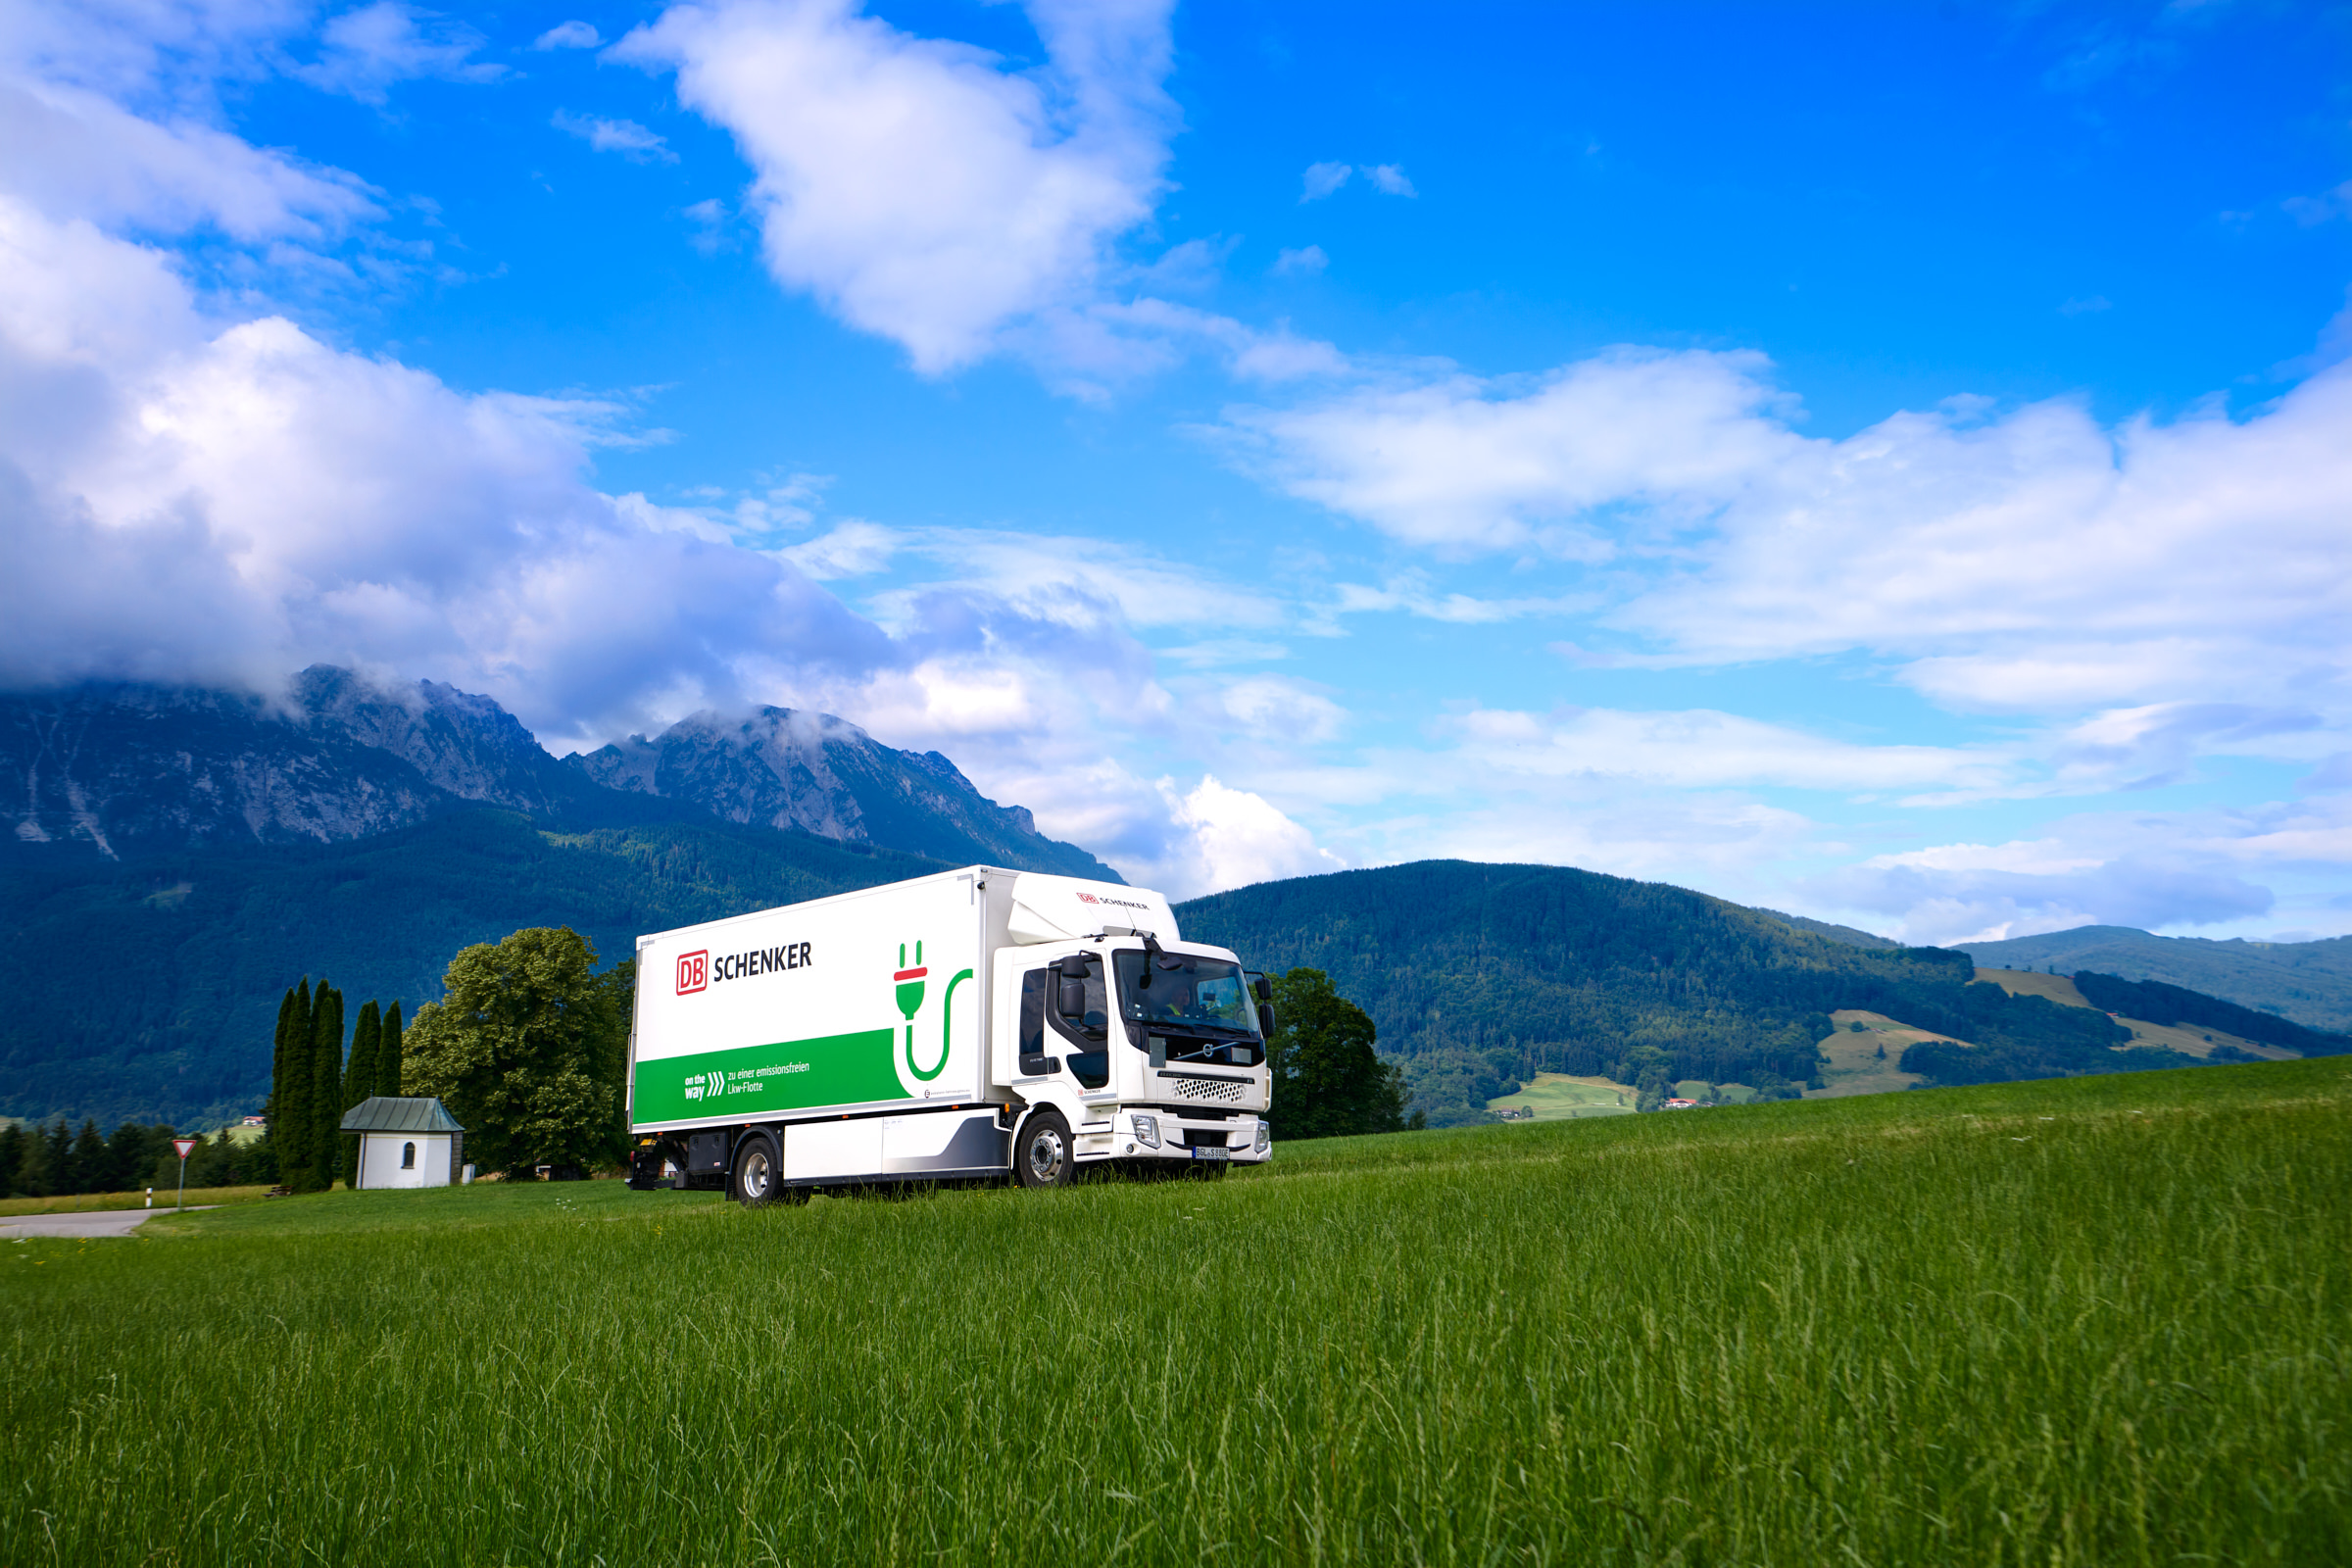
<box><xmin>2</xmin><ymin>1058</ymin><xmax>2345</xmax><ymax>1566</ymax></box>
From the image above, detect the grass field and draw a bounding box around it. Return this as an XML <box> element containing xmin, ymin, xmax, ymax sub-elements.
<box><xmin>1483</xmin><ymin>1070</ymin><xmax>1636</xmax><ymax>1119</ymax></box>
<box><xmin>0</xmin><ymin>1184</ymin><xmax>274</xmax><ymax>1218</ymax></box>
<box><xmin>1811</xmin><ymin>1010</ymin><xmax>1938</xmax><ymax>1097</ymax></box>
<box><xmin>4</xmin><ymin>1059</ymin><xmax>2346</xmax><ymax>1565</ymax></box>
<box><xmin>1973</xmin><ymin>967</ymin><xmax>2295</xmax><ymax>1060</ymax></box>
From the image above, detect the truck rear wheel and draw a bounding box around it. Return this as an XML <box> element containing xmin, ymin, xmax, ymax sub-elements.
<box><xmin>1014</xmin><ymin>1110</ymin><xmax>1073</xmax><ymax>1189</ymax></box>
<box><xmin>732</xmin><ymin>1132</ymin><xmax>783</xmax><ymax>1206</ymax></box>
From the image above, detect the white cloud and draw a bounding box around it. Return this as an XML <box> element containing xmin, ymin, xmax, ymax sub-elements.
<box><xmin>552</xmin><ymin>109</ymin><xmax>677</xmax><ymax>163</ymax></box>
<box><xmin>0</xmin><ymin>193</ymin><xmax>891</xmax><ymax>740</ymax></box>
<box><xmin>682</xmin><ymin>196</ymin><xmax>729</xmax><ymax>252</ymax></box>
<box><xmin>1325</xmin><ymin>572</ymin><xmax>1593</xmax><ymax>626</ymax></box>
<box><xmin>2282</xmin><ymin>178</ymin><xmax>2352</xmax><ymax>226</ymax></box>
<box><xmin>1862</xmin><ymin>840</ymin><xmax>2103</xmax><ymax>875</ymax></box>
<box><xmin>534</xmin><ymin>20</ymin><xmax>603</xmax><ymax>50</ymax></box>
<box><xmin>614</xmin><ymin>0</ymin><xmax>1178</xmax><ymax>374</ymax></box>
<box><xmin>289</xmin><ymin>3</ymin><xmax>506</xmax><ymax>105</ymax></box>
<box><xmin>1299</xmin><ymin>162</ymin><xmax>1413</xmax><ymax>201</ymax></box>
<box><xmin>781</xmin><ymin>520</ymin><xmax>900</xmax><ymax>579</ymax></box>
<box><xmin>1219</xmin><ymin>348</ymin><xmax>1795</xmax><ymax>554</ymax></box>
<box><xmin>1442</xmin><ymin>706</ymin><xmax>2011</xmax><ymax>794</ymax></box>
<box><xmin>0</xmin><ymin>74</ymin><xmax>378</xmax><ymax>243</ymax></box>
<box><xmin>1144</xmin><ymin>775</ymin><xmax>1342</xmax><ymax>899</ymax></box>
<box><xmin>1217</xmin><ymin>676</ymin><xmax>1345</xmax><ymax>744</ymax></box>
<box><xmin>1299</xmin><ymin>161</ymin><xmax>1350</xmax><ymax>201</ymax></box>
<box><xmin>850</xmin><ymin>525</ymin><xmax>1289</xmax><ymax>636</ymax></box>
<box><xmin>1271</xmin><ymin>244</ymin><xmax>1327</xmax><ymax>276</ymax></box>
<box><xmin>1127</xmin><ymin>235</ymin><xmax>1232</xmax><ymax>294</ymax></box>
<box><xmin>1221</xmin><ymin>345</ymin><xmax>2352</xmax><ymax>723</ymax></box>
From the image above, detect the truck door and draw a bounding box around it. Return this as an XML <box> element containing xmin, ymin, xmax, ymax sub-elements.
<box><xmin>1024</xmin><ymin>962</ymin><xmax>1109</xmax><ymax>1090</ymax></box>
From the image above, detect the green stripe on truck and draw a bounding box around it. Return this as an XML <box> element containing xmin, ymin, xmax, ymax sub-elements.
<box><xmin>634</xmin><ymin>1028</ymin><xmax>905</xmax><ymax>1124</ymax></box>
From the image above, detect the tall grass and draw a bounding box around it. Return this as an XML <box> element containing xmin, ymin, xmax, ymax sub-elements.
<box><xmin>3</xmin><ymin>1059</ymin><xmax>2345</xmax><ymax>1566</ymax></box>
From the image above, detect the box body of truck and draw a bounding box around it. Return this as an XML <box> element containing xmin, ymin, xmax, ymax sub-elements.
<box><xmin>628</xmin><ymin>866</ymin><xmax>1273</xmax><ymax>1199</ymax></box>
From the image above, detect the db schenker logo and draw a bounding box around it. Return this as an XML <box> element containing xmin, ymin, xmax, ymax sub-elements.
<box><xmin>676</xmin><ymin>950</ymin><xmax>709</xmax><ymax>995</ymax></box>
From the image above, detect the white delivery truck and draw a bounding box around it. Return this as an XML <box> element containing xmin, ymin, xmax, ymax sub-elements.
<box><xmin>625</xmin><ymin>866</ymin><xmax>1275</xmax><ymax>1201</ymax></box>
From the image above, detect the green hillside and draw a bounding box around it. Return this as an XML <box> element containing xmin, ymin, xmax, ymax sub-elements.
<box><xmin>1958</xmin><ymin>924</ymin><xmax>2352</xmax><ymax>1032</ymax></box>
<box><xmin>7</xmin><ymin>1060</ymin><xmax>2343</xmax><ymax>1564</ymax></box>
<box><xmin>1177</xmin><ymin>860</ymin><xmax>2147</xmax><ymax>1121</ymax></box>
<box><xmin>0</xmin><ymin>809</ymin><xmax>946</xmax><ymax>1130</ymax></box>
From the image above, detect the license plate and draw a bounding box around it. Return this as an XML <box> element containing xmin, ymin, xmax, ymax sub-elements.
<box><xmin>1192</xmin><ymin>1146</ymin><xmax>1230</xmax><ymax>1162</ymax></box>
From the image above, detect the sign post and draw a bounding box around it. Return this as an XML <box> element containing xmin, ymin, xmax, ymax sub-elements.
<box><xmin>172</xmin><ymin>1138</ymin><xmax>197</xmax><ymax>1209</ymax></box>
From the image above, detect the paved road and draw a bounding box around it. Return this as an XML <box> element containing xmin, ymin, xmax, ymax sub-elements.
<box><xmin>0</xmin><ymin>1205</ymin><xmax>216</xmax><ymax>1240</ymax></box>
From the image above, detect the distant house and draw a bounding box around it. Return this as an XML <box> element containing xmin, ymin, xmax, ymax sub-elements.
<box><xmin>1662</xmin><ymin>1098</ymin><xmax>1698</xmax><ymax>1109</ymax></box>
<box><xmin>340</xmin><ymin>1097</ymin><xmax>466</xmax><ymax>1189</ymax></box>
<box><xmin>240</xmin><ymin>1114</ymin><xmax>267</xmax><ymax>1126</ymax></box>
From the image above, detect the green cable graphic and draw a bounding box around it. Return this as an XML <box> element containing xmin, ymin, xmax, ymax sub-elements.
<box><xmin>905</xmin><ymin>966</ymin><xmax>973</xmax><ymax>1082</ymax></box>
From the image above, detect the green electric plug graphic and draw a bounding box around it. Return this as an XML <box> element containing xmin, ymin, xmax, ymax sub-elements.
<box><xmin>895</xmin><ymin>940</ymin><xmax>969</xmax><ymax>1083</ymax></box>
<box><xmin>895</xmin><ymin>942</ymin><xmax>927</xmax><ymax>1053</ymax></box>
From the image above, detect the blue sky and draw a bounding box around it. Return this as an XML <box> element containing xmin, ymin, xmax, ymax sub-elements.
<box><xmin>4</xmin><ymin>1</ymin><xmax>2349</xmax><ymax>939</ymax></box>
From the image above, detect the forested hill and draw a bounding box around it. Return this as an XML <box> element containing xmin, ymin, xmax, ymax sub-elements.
<box><xmin>0</xmin><ymin>809</ymin><xmax>949</xmax><ymax>1131</ymax></box>
<box><xmin>1958</xmin><ymin>924</ymin><xmax>2352</xmax><ymax>1033</ymax></box>
<box><xmin>1177</xmin><ymin>860</ymin><xmax>2134</xmax><ymax>1121</ymax></box>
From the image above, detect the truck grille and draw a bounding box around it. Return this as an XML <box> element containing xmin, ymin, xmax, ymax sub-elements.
<box><xmin>1181</xmin><ymin>1128</ymin><xmax>1231</xmax><ymax>1150</ymax></box>
<box><xmin>1164</xmin><ymin>1073</ymin><xmax>1247</xmax><ymax>1104</ymax></box>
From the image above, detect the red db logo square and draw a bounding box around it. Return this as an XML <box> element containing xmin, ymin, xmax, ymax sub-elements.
<box><xmin>677</xmin><ymin>950</ymin><xmax>709</xmax><ymax>995</ymax></box>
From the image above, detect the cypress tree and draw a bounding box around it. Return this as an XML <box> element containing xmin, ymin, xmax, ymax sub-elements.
<box><xmin>341</xmin><ymin>1000</ymin><xmax>380</xmax><ymax>1184</ymax></box>
<box><xmin>309</xmin><ymin>985</ymin><xmax>345</xmax><ymax>1191</ymax></box>
<box><xmin>278</xmin><ymin>980</ymin><xmax>315</xmax><ymax>1183</ymax></box>
<box><xmin>380</xmin><ymin>1003</ymin><xmax>405</xmax><ymax>1097</ymax></box>
<box><xmin>269</xmin><ymin>986</ymin><xmax>298</xmax><ymax>1129</ymax></box>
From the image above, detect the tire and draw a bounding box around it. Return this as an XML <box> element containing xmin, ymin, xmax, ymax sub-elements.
<box><xmin>732</xmin><ymin>1131</ymin><xmax>783</xmax><ymax>1206</ymax></box>
<box><xmin>1013</xmin><ymin>1110</ymin><xmax>1074</xmax><ymax>1189</ymax></box>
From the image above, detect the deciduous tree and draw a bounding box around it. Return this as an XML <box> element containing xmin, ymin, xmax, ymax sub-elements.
<box><xmin>1264</xmin><ymin>967</ymin><xmax>1411</xmax><ymax>1140</ymax></box>
<box><xmin>403</xmin><ymin>928</ymin><xmax>631</xmax><ymax>1176</ymax></box>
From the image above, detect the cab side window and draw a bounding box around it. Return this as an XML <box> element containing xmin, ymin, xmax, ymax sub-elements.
<box><xmin>1046</xmin><ymin>957</ymin><xmax>1110</xmax><ymax>1090</ymax></box>
<box><xmin>1018</xmin><ymin>969</ymin><xmax>1055</xmax><ymax>1075</ymax></box>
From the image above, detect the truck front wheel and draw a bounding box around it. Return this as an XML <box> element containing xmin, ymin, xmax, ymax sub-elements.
<box><xmin>1014</xmin><ymin>1111</ymin><xmax>1073</xmax><ymax>1189</ymax></box>
<box><xmin>732</xmin><ymin>1132</ymin><xmax>783</xmax><ymax>1206</ymax></box>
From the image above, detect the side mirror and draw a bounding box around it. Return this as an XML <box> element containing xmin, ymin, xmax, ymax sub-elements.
<box><xmin>1257</xmin><ymin>1003</ymin><xmax>1277</xmax><ymax>1038</ymax></box>
<box><xmin>1250</xmin><ymin>973</ymin><xmax>1271</xmax><ymax>1004</ymax></box>
<box><xmin>1056</xmin><ymin>954</ymin><xmax>1091</xmax><ymax>980</ymax></box>
<box><xmin>1057</xmin><ymin>980</ymin><xmax>1087</xmax><ymax>1020</ymax></box>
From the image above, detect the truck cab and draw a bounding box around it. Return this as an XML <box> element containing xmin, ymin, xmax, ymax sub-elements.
<box><xmin>992</xmin><ymin>933</ymin><xmax>1274</xmax><ymax>1181</ymax></box>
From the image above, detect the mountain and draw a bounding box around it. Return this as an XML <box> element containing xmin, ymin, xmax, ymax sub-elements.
<box><xmin>0</xmin><ymin>668</ymin><xmax>1121</xmax><ymax>1128</ymax></box>
<box><xmin>2</xmin><ymin>668</ymin><xmax>1116</xmax><ymax>879</ymax></box>
<box><xmin>1957</xmin><ymin>925</ymin><xmax>2352</xmax><ymax>1033</ymax></box>
<box><xmin>1176</xmin><ymin>860</ymin><xmax>2151</xmax><ymax>1123</ymax></box>
<box><xmin>567</xmin><ymin>707</ymin><xmax>1119</xmax><ymax>881</ymax></box>
<box><xmin>0</xmin><ymin>808</ymin><xmax>951</xmax><ymax>1131</ymax></box>
<box><xmin>4</xmin><ymin>667</ymin><xmax>682</xmax><ymax>858</ymax></box>
<box><xmin>1753</xmin><ymin>908</ymin><xmax>1902</xmax><ymax>950</ymax></box>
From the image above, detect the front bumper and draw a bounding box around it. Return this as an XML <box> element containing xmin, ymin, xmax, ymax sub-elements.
<box><xmin>1103</xmin><ymin>1111</ymin><xmax>1269</xmax><ymax>1164</ymax></box>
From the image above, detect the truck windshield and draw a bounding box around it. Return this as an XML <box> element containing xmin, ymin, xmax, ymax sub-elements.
<box><xmin>1115</xmin><ymin>951</ymin><xmax>1257</xmax><ymax>1036</ymax></box>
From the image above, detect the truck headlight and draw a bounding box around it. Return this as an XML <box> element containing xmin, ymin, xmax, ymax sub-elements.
<box><xmin>1130</xmin><ymin>1113</ymin><xmax>1161</xmax><ymax>1150</ymax></box>
<box><xmin>1253</xmin><ymin>1119</ymin><xmax>1270</xmax><ymax>1152</ymax></box>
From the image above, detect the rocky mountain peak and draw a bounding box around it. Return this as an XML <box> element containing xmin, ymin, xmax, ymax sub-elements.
<box><xmin>565</xmin><ymin>705</ymin><xmax>1119</xmax><ymax>882</ymax></box>
<box><xmin>2</xmin><ymin>670</ymin><xmax>1120</xmax><ymax>880</ymax></box>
